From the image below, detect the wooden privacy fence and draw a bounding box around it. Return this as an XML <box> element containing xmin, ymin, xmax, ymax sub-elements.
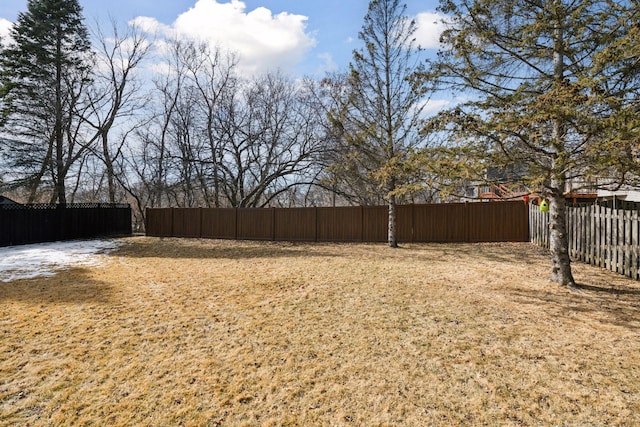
<box><xmin>0</xmin><ymin>203</ymin><xmax>132</xmax><ymax>247</ymax></box>
<box><xmin>530</xmin><ymin>203</ymin><xmax>640</xmax><ymax>280</ymax></box>
<box><xmin>146</xmin><ymin>201</ymin><xmax>529</xmax><ymax>243</ymax></box>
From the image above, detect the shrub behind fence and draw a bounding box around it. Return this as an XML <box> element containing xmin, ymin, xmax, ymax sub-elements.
<box><xmin>146</xmin><ymin>201</ymin><xmax>529</xmax><ymax>244</ymax></box>
<box><xmin>0</xmin><ymin>203</ymin><xmax>132</xmax><ymax>247</ymax></box>
<box><xmin>530</xmin><ymin>203</ymin><xmax>640</xmax><ymax>280</ymax></box>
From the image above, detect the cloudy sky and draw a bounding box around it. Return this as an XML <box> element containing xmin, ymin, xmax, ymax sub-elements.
<box><xmin>0</xmin><ymin>0</ymin><xmax>446</xmax><ymax>76</ymax></box>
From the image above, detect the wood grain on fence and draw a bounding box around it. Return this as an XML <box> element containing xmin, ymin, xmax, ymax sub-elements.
<box><xmin>530</xmin><ymin>204</ymin><xmax>640</xmax><ymax>280</ymax></box>
<box><xmin>146</xmin><ymin>201</ymin><xmax>529</xmax><ymax>244</ymax></box>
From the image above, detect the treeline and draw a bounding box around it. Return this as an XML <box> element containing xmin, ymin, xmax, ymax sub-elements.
<box><xmin>0</xmin><ymin>1</ymin><xmax>436</xmax><ymax>231</ymax></box>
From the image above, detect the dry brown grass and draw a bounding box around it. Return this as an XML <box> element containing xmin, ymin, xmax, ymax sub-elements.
<box><xmin>1</xmin><ymin>237</ymin><xmax>639</xmax><ymax>426</ymax></box>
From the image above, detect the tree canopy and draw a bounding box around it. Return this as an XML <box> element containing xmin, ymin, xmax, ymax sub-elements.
<box><xmin>421</xmin><ymin>0</ymin><xmax>640</xmax><ymax>285</ymax></box>
<box><xmin>0</xmin><ymin>0</ymin><xmax>92</xmax><ymax>204</ymax></box>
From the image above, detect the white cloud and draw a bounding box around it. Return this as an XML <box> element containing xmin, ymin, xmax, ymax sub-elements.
<box><xmin>316</xmin><ymin>52</ymin><xmax>337</xmax><ymax>74</ymax></box>
<box><xmin>420</xmin><ymin>98</ymin><xmax>451</xmax><ymax>117</ymax></box>
<box><xmin>129</xmin><ymin>16</ymin><xmax>172</xmax><ymax>35</ymax></box>
<box><xmin>414</xmin><ymin>12</ymin><xmax>450</xmax><ymax>49</ymax></box>
<box><xmin>0</xmin><ymin>18</ymin><xmax>13</xmax><ymax>46</ymax></box>
<box><xmin>131</xmin><ymin>0</ymin><xmax>316</xmax><ymax>74</ymax></box>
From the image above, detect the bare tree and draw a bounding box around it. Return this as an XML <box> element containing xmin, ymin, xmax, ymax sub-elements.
<box><xmin>180</xmin><ymin>41</ymin><xmax>238</xmax><ymax>207</ymax></box>
<box><xmin>83</xmin><ymin>21</ymin><xmax>151</xmax><ymax>203</ymax></box>
<box><xmin>214</xmin><ymin>73</ymin><xmax>329</xmax><ymax>207</ymax></box>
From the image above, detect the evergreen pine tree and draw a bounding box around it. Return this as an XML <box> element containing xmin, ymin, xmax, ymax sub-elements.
<box><xmin>0</xmin><ymin>0</ymin><xmax>92</xmax><ymax>204</ymax></box>
<box><xmin>422</xmin><ymin>0</ymin><xmax>640</xmax><ymax>287</ymax></box>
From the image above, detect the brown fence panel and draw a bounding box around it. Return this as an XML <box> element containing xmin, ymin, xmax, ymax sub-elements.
<box><xmin>412</xmin><ymin>203</ymin><xmax>468</xmax><ymax>242</ymax></box>
<box><xmin>397</xmin><ymin>205</ymin><xmax>414</xmax><ymax>243</ymax></box>
<box><xmin>202</xmin><ymin>208</ymin><xmax>237</xmax><ymax>239</ymax></box>
<box><xmin>362</xmin><ymin>206</ymin><xmax>388</xmax><ymax>242</ymax></box>
<box><xmin>145</xmin><ymin>201</ymin><xmax>529</xmax><ymax>243</ymax></box>
<box><xmin>146</xmin><ymin>208</ymin><xmax>173</xmax><ymax>237</ymax></box>
<box><xmin>317</xmin><ymin>206</ymin><xmax>363</xmax><ymax>242</ymax></box>
<box><xmin>237</xmin><ymin>208</ymin><xmax>274</xmax><ymax>240</ymax></box>
<box><xmin>468</xmin><ymin>201</ymin><xmax>528</xmax><ymax>242</ymax></box>
<box><xmin>172</xmin><ymin>208</ymin><xmax>202</xmax><ymax>238</ymax></box>
<box><xmin>275</xmin><ymin>207</ymin><xmax>317</xmax><ymax>241</ymax></box>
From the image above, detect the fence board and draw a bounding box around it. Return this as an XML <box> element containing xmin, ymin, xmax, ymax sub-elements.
<box><xmin>616</xmin><ymin>210</ymin><xmax>623</xmax><ymax>274</ymax></box>
<box><xmin>633</xmin><ymin>211</ymin><xmax>637</xmax><ymax>279</ymax></box>
<box><xmin>275</xmin><ymin>207</ymin><xmax>317</xmax><ymax>241</ymax></box>
<box><xmin>201</xmin><ymin>208</ymin><xmax>236</xmax><ymax>239</ymax></box>
<box><xmin>237</xmin><ymin>208</ymin><xmax>274</xmax><ymax>241</ymax></box>
<box><xmin>173</xmin><ymin>208</ymin><xmax>202</xmax><ymax>238</ymax></box>
<box><xmin>362</xmin><ymin>206</ymin><xmax>388</xmax><ymax>242</ymax></box>
<box><xmin>396</xmin><ymin>205</ymin><xmax>414</xmax><ymax>243</ymax></box>
<box><xmin>317</xmin><ymin>206</ymin><xmax>363</xmax><ymax>242</ymax></box>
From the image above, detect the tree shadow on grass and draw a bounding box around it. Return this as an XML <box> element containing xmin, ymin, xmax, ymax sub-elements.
<box><xmin>115</xmin><ymin>237</ymin><xmax>353</xmax><ymax>260</ymax></box>
<box><xmin>0</xmin><ymin>267</ymin><xmax>114</xmax><ymax>305</ymax></box>
<box><xmin>574</xmin><ymin>282</ymin><xmax>640</xmax><ymax>296</ymax></box>
<box><xmin>432</xmin><ymin>242</ymin><xmax>550</xmax><ymax>266</ymax></box>
<box><xmin>508</xmin><ymin>272</ymin><xmax>640</xmax><ymax>331</ymax></box>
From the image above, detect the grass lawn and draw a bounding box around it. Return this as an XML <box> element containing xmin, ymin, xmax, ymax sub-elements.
<box><xmin>1</xmin><ymin>237</ymin><xmax>639</xmax><ymax>426</ymax></box>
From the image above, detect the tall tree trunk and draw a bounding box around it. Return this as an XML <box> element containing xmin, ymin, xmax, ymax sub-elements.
<box><xmin>546</xmin><ymin>0</ymin><xmax>574</xmax><ymax>287</ymax></box>
<box><xmin>388</xmin><ymin>179</ymin><xmax>398</xmax><ymax>247</ymax></box>
<box><xmin>548</xmin><ymin>184</ymin><xmax>576</xmax><ymax>287</ymax></box>
<box><xmin>55</xmin><ymin>26</ymin><xmax>66</xmax><ymax>206</ymax></box>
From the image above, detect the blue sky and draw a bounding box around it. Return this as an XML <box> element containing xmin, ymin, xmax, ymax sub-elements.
<box><xmin>0</xmin><ymin>0</ymin><xmax>445</xmax><ymax>76</ymax></box>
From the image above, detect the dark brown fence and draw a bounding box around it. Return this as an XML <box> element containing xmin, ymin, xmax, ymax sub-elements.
<box><xmin>0</xmin><ymin>203</ymin><xmax>132</xmax><ymax>247</ymax></box>
<box><xmin>146</xmin><ymin>201</ymin><xmax>529</xmax><ymax>243</ymax></box>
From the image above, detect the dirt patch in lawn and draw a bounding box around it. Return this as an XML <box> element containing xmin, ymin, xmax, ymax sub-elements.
<box><xmin>1</xmin><ymin>237</ymin><xmax>639</xmax><ymax>426</ymax></box>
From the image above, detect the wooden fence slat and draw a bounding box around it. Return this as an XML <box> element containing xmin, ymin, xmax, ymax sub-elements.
<box><xmin>617</xmin><ymin>209</ymin><xmax>624</xmax><ymax>275</ymax></box>
<box><xmin>596</xmin><ymin>205</ymin><xmax>602</xmax><ymax>267</ymax></box>
<box><xmin>624</xmin><ymin>211</ymin><xmax>633</xmax><ymax>277</ymax></box>
<box><xmin>633</xmin><ymin>211</ymin><xmax>639</xmax><ymax>280</ymax></box>
<box><xmin>526</xmin><ymin>203</ymin><xmax>640</xmax><ymax>281</ymax></box>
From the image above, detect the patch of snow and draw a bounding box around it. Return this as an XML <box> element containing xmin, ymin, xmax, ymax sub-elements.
<box><xmin>0</xmin><ymin>239</ymin><xmax>124</xmax><ymax>282</ymax></box>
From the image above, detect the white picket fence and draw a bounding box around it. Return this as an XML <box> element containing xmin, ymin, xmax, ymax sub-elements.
<box><xmin>530</xmin><ymin>204</ymin><xmax>640</xmax><ymax>280</ymax></box>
